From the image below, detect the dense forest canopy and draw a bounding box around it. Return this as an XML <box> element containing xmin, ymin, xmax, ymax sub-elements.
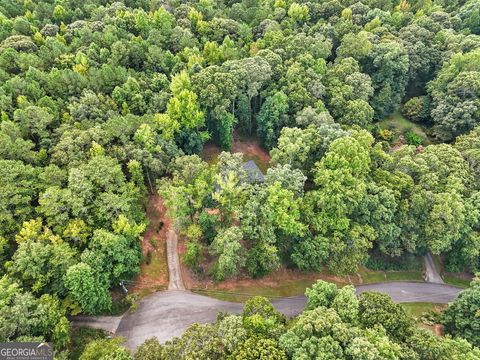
<box><xmin>0</xmin><ymin>0</ymin><xmax>480</xmax><ymax>356</ymax></box>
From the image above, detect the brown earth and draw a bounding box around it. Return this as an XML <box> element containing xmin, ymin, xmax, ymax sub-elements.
<box><xmin>130</xmin><ymin>193</ymin><xmax>169</xmax><ymax>294</ymax></box>
<box><xmin>202</xmin><ymin>133</ymin><xmax>271</xmax><ymax>172</ymax></box>
<box><xmin>232</xmin><ymin>138</ymin><xmax>270</xmax><ymax>163</ymax></box>
<box><xmin>434</xmin><ymin>324</ymin><xmax>444</xmax><ymax>337</ymax></box>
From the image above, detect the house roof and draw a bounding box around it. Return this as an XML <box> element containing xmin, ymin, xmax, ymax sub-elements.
<box><xmin>242</xmin><ymin>160</ymin><xmax>265</xmax><ymax>183</ymax></box>
<box><xmin>215</xmin><ymin>160</ymin><xmax>265</xmax><ymax>192</ymax></box>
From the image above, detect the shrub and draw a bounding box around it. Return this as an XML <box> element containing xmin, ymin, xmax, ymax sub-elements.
<box><xmin>378</xmin><ymin>128</ymin><xmax>394</xmax><ymax>141</ymax></box>
<box><xmin>366</xmin><ymin>251</ymin><xmax>422</xmax><ymax>271</ymax></box>
<box><xmin>183</xmin><ymin>240</ymin><xmax>203</xmax><ymax>269</ymax></box>
<box><xmin>405</xmin><ymin>130</ymin><xmax>423</xmax><ymax>146</ymax></box>
<box><xmin>402</xmin><ymin>96</ymin><xmax>430</xmax><ymax>122</ymax></box>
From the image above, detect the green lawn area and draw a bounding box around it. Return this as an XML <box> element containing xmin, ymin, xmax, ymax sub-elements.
<box><xmin>194</xmin><ymin>268</ymin><xmax>425</xmax><ymax>303</ymax></box>
<box><xmin>378</xmin><ymin>111</ymin><xmax>431</xmax><ymax>144</ymax></box>
<box><xmin>193</xmin><ymin>279</ymin><xmax>319</xmax><ymax>303</ymax></box>
<box><xmin>443</xmin><ymin>274</ymin><xmax>471</xmax><ymax>289</ymax></box>
<box><xmin>401</xmin><ymin>302</ymin><xmax>446</xmax><ymax>318</ymax></box>
<box><xmin>359</xmin><ymin>267</ymin><xmax>423</xmax><ymax>284</ymax></box>
<box><xmin>359</xmin><ymin>268</ymin><xmax>387</xmax><ymax>283</ymax></box>
<box><xmin>386</xmin><ymin>271</ymin><xmax>423</xmax><ymax>281</ymax></box>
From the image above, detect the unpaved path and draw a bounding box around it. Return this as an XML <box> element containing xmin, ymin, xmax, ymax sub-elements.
<box><xmin>424</xmin><ymin>252</ymin><xmax>444</xmax><ymax>284</ymax></box>
<box><xmin>167</xmin><ymin>229</ymin><xmax>185</xmax><ymax>290</ymax></box>
<box><xmin>71</xmin><ymin>315</ymin><xmax>123</xmax><ymax>334</ymax></box>
<box><xmin>130</xmin><ymin>194</ymin><xmax>169</xmax><ymax>292</ymax></box>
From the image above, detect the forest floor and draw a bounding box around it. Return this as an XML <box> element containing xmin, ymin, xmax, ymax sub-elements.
<box><xmin>129</xmin><ymin>193</ymin><xmax>169</xmax><ymax>296</ymax></box>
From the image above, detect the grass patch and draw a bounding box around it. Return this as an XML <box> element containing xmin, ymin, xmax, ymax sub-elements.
<box><xmin>107</xmin><ymin>297</ymin><xmax>130</xmax><ymax>316</ymax></box>
<box><xmin>68</xmin><ymin>328</ymin><xmax>108</xmax><ymax>360</ymax></box>
<box><xmin>378</xmin><ymin>111</ymin><xmax>431</xmax><ymax>144</ymax></box>
<box><xmin>359</xmin><ymin>268</ymin><xmax>386</xmax><ymax>283</ymax></box>
<box><xmin>193</xmin><ymin>279</ymin><xmax>321</xmax><ymax>303</ymax></box>
<box><xmin>136</xmin><ymin>285</ymin><xmax>167</xmax><ymax>298</ymax></box>
<box><xmin>401</xmin><ymin>302</ymin><xmax>446</xmax><ymax>318</ymax></box>
<box><xmin>141</xmin><ymin>246</ymin><xmax>168</xmax><ymax>281</ymax></box>
<box><xmin>386</xmin><ymin>271</ymin><xmax>423</xmax><ymax>282</ymax></box>
<box><xmin>359</xmin><ymin>267</ymin><xmax>423</xmax><ymax>284</ymax></box>
<box><xmin>443</xmin><ymin>274</ymin><xmax>471</xmax><ymax>289</ymax></box>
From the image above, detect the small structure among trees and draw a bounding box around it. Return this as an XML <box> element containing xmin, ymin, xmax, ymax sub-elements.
<box><xmin>242</xmin><ymin>160</ymin><xmax>264</xmax><ymax>184</ymax></box>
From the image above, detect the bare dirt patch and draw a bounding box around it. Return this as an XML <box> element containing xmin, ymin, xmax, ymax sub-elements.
<box><xmin>201</xmin><ymin>133</ymin><xmax>271</xmax><ymax>173</ymax></box>
<box><xmin>433</xmin><ymin>324</ymin><xmax>444</xmax><ymax>337</ymax></box>
<box><xmin>130</xmin><ymin>193</ymin><xmax>169</xmax><ymax>294</ymax></box>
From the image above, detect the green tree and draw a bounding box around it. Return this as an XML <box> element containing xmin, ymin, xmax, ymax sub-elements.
<box><xmin>455</xmin><ymin>126</ymin><xmax>480</xmax><ymax>182</ymax></box>
<box><xmin>365</xmin><ymin>40</ymin><xmax>410</xmax><ymax>119</ymax></box>
<box><xmin>229</xmin><ymin>337</ymin><xmax>287</xmax><ymax>360</ymax></box>
<box><xmin>210</xmin><ymin>226</ymin><xmax>244</xmax><ymax>280</ymax></box>
<box><xmin>305</xmin><ymin>280</ymin><xmax>338</xmax><ymax>310</ymax></box>
<box><xmin>9</xmin><ymin>219</ymin><xmax>77</xmax><ymax>296</ymax></box>
<box><xmin>270</xmin><ymin>122</ymin><xmax>348</xmax><ymax>178</ymax></box>
<box><xmin>0</xmin><ymin>160</ymin><xmax>39</xmax><ymax>238</ymax></box>
<box><xmin>0</xmin><ymin>276</ymin><xmax>69</xmax><ymax>347</ymax></box>
<box><xmin>257</xmin><ymin>91</ymin><xmax>288</xmax><ymax>149</ymax></box>
<box><xmin>428</xmin><ymin>49</ymin><xmax>480</xmax><ymax>140</ymax></box>
<box><xmin>80</xmin><ymin>338</ymin><xmax>132</xmax><ymax>360</ymax></box>
<box><xmin>167</xmin><ymin>71</ymin><xmax>207</xmax><ymax>154</ymax></box>
<box><xmin>64</xmin><ymin>263</ymin><xmax>111</xmax><ymax>315</ymax></box>
<box><xmin>442</xmin><ymin>275</ymin><xmax>480</xmax><ymax>347</ymax></box>
<box><xmin>325</xmin><ymin>57</ymin><xmax>374</xmax><ymax>127</ymax></box>
<box><xmin>158</xmin><ymin>155</ymin><xmax>213</xmax><ymax>228</ymax></box>
<box><xmin>358</xmin><ymin>291</ymin><xmax>414</xmax><ymax>342</ymax></box>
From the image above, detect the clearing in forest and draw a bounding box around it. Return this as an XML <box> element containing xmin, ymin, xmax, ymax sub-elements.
<box><xmin>202</xmin><ymin>132</ymin><xmax>271</xmax><ymax>172</ymax></box>
<box><xmin>378</xmin><ymin>111</ymin><xmax>432</xmax><ymax>145</ymax></box>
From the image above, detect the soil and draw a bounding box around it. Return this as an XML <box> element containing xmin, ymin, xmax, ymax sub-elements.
<box><xmin>201</xmin><ymin>132</ymin><xmax>271</xmax><ymax>172</ymax></box>
<box><xmin>433</xmin><ymin>324</ymin><xmax>444</xmax><ymax>337</ymax></box>
<box><xmin>232</xmin><ymin>132</ymin><xmax>271</xmax><ymax>165</ymax></box>
<box><xmin>130</xmin><ymin>193</ymin><xmax>169</xmax><ymax>293</ymax></box>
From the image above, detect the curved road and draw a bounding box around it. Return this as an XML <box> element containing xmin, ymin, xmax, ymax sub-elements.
<box><xmin>73</xmin><ymin>281</ymin><xmax>462</xmax><ymax>350</ymax></box>
<box><xmin>72</xmin><ymin>220</ymin><xmax>462</xmax><ymax>349</ymax></box>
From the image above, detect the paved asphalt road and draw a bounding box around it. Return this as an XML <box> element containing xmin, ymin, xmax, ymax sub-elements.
<box><xmin>106</xmin><ymin>281</ymin><xmax>462</xmax><ymax>349</ymax></box>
